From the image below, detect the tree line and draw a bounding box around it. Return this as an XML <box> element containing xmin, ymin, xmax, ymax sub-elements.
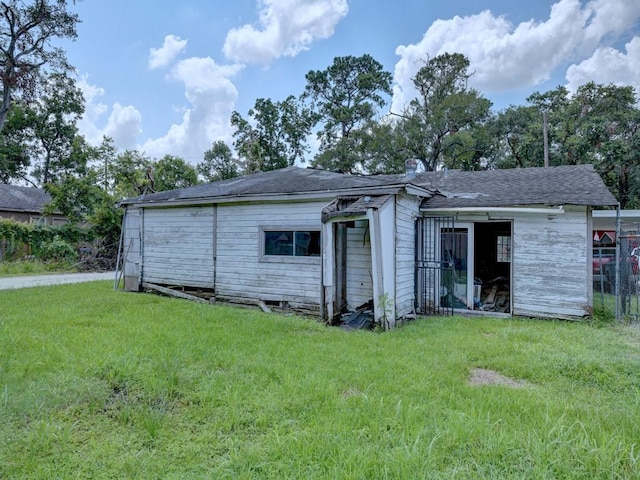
<box><xmin>0</xmin><ymin>1</ymin><xmax>639</xmax><ymax>260</ymax></box>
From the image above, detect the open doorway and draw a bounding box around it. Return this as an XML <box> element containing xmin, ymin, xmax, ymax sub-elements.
<box><xmin>473</xmin><ymin>222</ymin><xmax>512</xmax><ymax>313</ymax></box>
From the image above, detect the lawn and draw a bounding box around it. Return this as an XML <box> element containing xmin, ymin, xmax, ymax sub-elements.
<box><xmin>1</xmin><ymin>282</ymin><xmax>639</xmax><ymax>479</ymax></box>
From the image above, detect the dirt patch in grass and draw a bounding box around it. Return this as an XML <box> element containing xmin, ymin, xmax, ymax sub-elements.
<box><xmin>469</xmin><ymin>368</ymin><xmax>531</xmax><ymax>388</ymax></box>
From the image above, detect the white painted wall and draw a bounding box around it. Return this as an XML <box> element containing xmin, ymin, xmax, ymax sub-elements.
<box><xmin>395</xmin><ymin>194</ymin><xmax>419</xmax><ymax>318</ymax></box>
<box><xmin>512</xmin><ymin>206</ymin><xmax>591</xmax><ymax>318</ymax></box>
<box><xmin>122</xmin><ymin>207</ymin><xmax>141</xmax><ymax>291</ymax></box>
<box><xmin>215</xmin><ymin>200</ymin><xmax>326</xmax><ymax>308</ymax></box>
<box><xmin>346</xmin><ymin>219</ymin><xmax>373</xmax><ymax>309</ymax></box>
<box><xmin>141</xmin><ymin>206</ymin><xmax>215</xmax><ymax>288</ymax></box>
<box><xmin>419</xmin><ymin>206</ymin><xmax>592</xmax><ymax>319</ymax></box>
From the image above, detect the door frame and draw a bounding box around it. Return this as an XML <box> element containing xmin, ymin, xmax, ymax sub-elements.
<box><xmin>438</xmin><ymin>222</ymin><xmax>475</xmax><ymax>310</ymax></box>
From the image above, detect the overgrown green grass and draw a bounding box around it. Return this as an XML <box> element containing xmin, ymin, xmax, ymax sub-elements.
<box><xmin>1</xmin><ymin>282</ymin><xmax>640</xmax><ymax>479</ymax></box>
<box><xmin>0</xmin><ymin>259</ymin><xmax>77</xmax><ymax>276</ymax></box>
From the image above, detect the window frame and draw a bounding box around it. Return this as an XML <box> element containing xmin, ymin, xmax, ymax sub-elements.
<box><xmin>496</xmin><ymin>235</ymin><xmax>512</xmax><ymax>263</ymax></box>
<box><xmin>259</xmin><ymin>226</ymin><xmax>322</xmax><ymax>264</ymax></box>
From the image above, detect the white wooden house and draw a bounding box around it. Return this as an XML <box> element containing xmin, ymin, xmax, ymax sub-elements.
<box><xmin>118</xmin><ymin>164</ymin><xmax>617</xmax><ymax>325</ymax></box>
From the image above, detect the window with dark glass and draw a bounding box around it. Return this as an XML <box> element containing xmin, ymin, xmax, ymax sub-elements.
<box><xmin>497</xmin><ymin>235</ymin><xmax>511</xmax><ymax>263</ymax></box>
<box><xmin>264</xmin><ymin>230</ymin><xmax>320</xmax><ymax>257</ymax></box>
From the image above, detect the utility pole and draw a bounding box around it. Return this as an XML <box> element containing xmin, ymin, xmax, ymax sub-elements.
<box><xmin>543</xmin><ymin>110</ymin><xmax>549</xmax><ymax>167</ymax></box>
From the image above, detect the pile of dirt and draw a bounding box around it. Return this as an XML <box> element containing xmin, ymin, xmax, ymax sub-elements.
<box><xmin>468</xmin><ymin>368</ymin><xmax>530</xmax><ymax>388</ymax></box>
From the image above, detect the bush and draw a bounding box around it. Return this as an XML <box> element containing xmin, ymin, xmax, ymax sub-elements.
<box><xmin>35</xmin><ymin>236</ymin><xmax>78</xmax><ymax>263</ymax></box>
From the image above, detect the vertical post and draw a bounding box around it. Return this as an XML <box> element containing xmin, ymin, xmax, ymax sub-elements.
<box><xmin>113</xmin><ymin>209</ymin><xmax>127</xmax><ymax>290</ymax></box>
<box><xmin>543</xmin><ymin>110</ymin><xmax>549</xmax><ymax>167</ymax></box>
<box><xmin>335</xmin><ymin>222</ymin><xmax>347</xmax><ymax>315</ymax></box>
<box><xmin>615</xmin><ymin>204</ymin><xmax>621</xmax><ymax>320</ymax></box>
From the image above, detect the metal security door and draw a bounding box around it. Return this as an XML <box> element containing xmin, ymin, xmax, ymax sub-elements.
<box><xmin>416</xmin><ymin>216</ymin><xmax>455</xmax><ymax>316</ymax></box>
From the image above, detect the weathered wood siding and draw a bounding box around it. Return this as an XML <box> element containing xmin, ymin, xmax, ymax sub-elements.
<box><xmin>395</xmin><ymin>194</ymin><xmax>419</xmax><ymax>318</ymax></box>
<box><xmin>512</xmin><ymin>206</ymin><xmax>590</xmax><ymax>318</ymax></box>
<box><xmin>122</xmin><ymin>207</ymin><xmax>141</xmax><ymax>291</ymax></box>
<box><xmin>346</xmin><ymin>219</ymin><xmax>373</xmax><ymax>309</ymax></box>
<box><xmin>215</xmin><ymin>201</ymin><xmax>325</xmax><ymax>308</ymax></box>
<box><xmin>141</xmin><ymin>206</ymin><xmax>215</xmax><ymax>288</ymax></box>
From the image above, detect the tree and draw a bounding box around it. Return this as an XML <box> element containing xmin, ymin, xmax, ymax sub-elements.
<box><xmin>0</xmin><ymin>101</ymin><xmax>31</xmax><ymax>182</ymax></box>
<box><xmin>491</xmin><ymin>104</ymin><xmax>545</xmax><ymax>168</ymax></box>
<box><xmin>109</xmin><ymin>150</ymin><xmax>152</xmax><ymax>198</ymax></box>
<box><xmin>0</xmin><ymin>0</ymin><xmax>80</xmax><ymax>132</ymax></box>
<box><xmin>492</xmin><ymin>82</ymin><xmax>640</xmax><ymax>207</ymax></box>
<box><xmin>198</xmin><ymin>140</ymin><xmax>239</xmax><ymax>182</ymax></box>
<box><xmin>352</xmin><ymin>119</ymin><xmax>408</xmax><ymax>174</ymax></box>
<box><xmin>28</xmin><ymin>72</ymin><xmax>85</xmax><ymax>184</ymax></box>
<box><xmin>231</xmin><ymin>95</ymin><xmax>314</xmax><ymax>173</ymax></box>
<box><xmin>44</xmin><ymin>169</ymin><xmax>106</xmax><ymax>223</ymax></box>
<box><xmin>303</xmin><ymin>54</ymin><xmax>392</xmax><ymax>172</ymax></box>
<box><xmin>92</xmin><ymin>135</ymin><xmax>117</xmax><ymax>192</ymax></box>
<box><xmin>152</xmin><ymin>154</ymin><xmax>199</xmax><ymax>191</ymax></box>
<box><xmin>396</xmin><ymin>53</ymin><xmax>492</xmax><ymax>172</ymax></box>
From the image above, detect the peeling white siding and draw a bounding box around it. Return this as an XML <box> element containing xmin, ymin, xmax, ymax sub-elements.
<box><xmin>395</xmin><ymin>194</ymin><xmax>419</xmax><ymax>318</ymax></box>
<box><xmin>215</xmin><ymin>201</ymin><xmax>326</xmax><ymax>307</ymax></box>
<box><xmin>512</xmin><ymin>206</ymin><xmax>590</xmax><ymax>318</ymax></box>
<box><xmin>142</xmin><ymin>206</ymin><xmax>215</xmax><ymax>288</ymax></box>
<box><xmin>122</xmin><ymin>207</ymin><xmax>141</xmax><ymax>291</ymax></box>
<box><xmin>346</xmin><ymin>219</ymin><xmax>373</xmax><ymax>309</ymax></box>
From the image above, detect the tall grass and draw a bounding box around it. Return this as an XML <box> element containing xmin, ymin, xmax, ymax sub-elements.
<box><xmin>0</xmin><ymin>259</ymin><xmax>77</xmax><ymax>276</ymax></box>
<box><xmin>1</xmin><ymin>282</ymin><xmax>639</xmax><ymax>479</ymax></box>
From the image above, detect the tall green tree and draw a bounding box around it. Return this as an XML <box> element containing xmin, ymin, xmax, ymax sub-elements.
<box><xmin>0</xmin><ymin>101</ymin><xmax>31</xmax><ymax>183</ymax></box>
<box><xmin>29</xmin><ymin>72</ymin><xmax>85</xmax><ymax>184</ymax></box>
<box><xmin>397</xmin><ymin>53</ymin><xmax>492</xmax><ymax>171</ymax></box>
<box><xmin>109</xmin><ymin>150</ymin><xmax>152</xmax><ymax>198</ymax></box>
<box><xmin>303</xmin><ymin>54</ymin><xmax>392</xmax><ymax>172</ymax></box>
<box><xmin>492</xmin><ymin>82</ymin><xmax>640</xmax><ymax>207</ymax></box>
<box><xmin>0</xmin><ymin>0</ymin><xmax>80</xmax><ymax>132</ymax></box>
<box><xmin>231</xmin><ymin>95</ymin><xmax>314</xmax><ymax>173</ymax></box>
<box><xmin>92</xmin><ymin>136</ymin><xmax>117</xmax><ymax>192</ymax></box>
<box><xmin>198</xmin><ymin>140</ymin><xmax>239</xmax><ymax>182</ymax></box>
<box><xmin>153</xmin><ymin>154</ymin><xmax>199</xmax><ymax>191</ymax></box>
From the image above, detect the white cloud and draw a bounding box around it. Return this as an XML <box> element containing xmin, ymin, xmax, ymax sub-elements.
<box><xmin>103</xmin><ymin>103</ymin><xmax>143</xmax><ymax>149</ymax></box>
<box><xmin>566</xmin><ymin>36</ymin><xmax>640</xmax><ymax>92</ymax></box>
<box><xmin>223</xmin><ymin>0</ymin><xmax>348</xmax><ymax>65</ymax></box>
<box><xmin>391</xmin><ymin>0</ymin><xmax>640</xmax><ymax>113</ymax></box>
<box><xmin>148</xmin><ymin>34</ymin><xmax>188</xmax><ymax>69</ymax></box>
<box><xmin>76</xmin><ymin>76</ymin><xmax>108</xmax><ymax>145</ymax></box>
<box><xmin>141</xmin><ymin>57</ymin><xmax>244</xmax><ymax>163</ymax></box>
<box><xmin>76</xmin><ymin>75</ymin><xmax>143</xmax><ymax>150</ymax></box>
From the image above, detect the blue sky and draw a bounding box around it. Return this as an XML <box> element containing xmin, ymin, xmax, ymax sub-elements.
<box><xmin>62</xmin><ymin>0</ymin><xmax>640</xmax><ymax>164</ymax></box>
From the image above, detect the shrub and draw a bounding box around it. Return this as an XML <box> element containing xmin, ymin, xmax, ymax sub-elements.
<box><xmin>35</xmin><ymin>236</ymin><xmax>78</xmax><ymax>263</ymax></box>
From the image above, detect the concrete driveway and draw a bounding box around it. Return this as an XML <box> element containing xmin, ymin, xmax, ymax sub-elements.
<box><xmin>0</xmin><ymin>271</ymin><xmax>115</xmax><ymax>290</ymax></box>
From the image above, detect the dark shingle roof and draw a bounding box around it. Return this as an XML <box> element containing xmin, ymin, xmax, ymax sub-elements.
<box><xmin>414</xmin><ymin>164</ymin><xmax>617</xmax><ymax>208</ymax></box>
<box><xmin>0</xmin><ymin>184</ymin><xmax>52</xmax><ymax>213</ymax></box>
<box><xmin>119</xmin><ymin>164</ymin><xmax>617</xmax><ymax>208</ymax></box>
<box><xmin>119</xmin><ymin>167</ymin><xmax>406</xmax><ymax>205</ymax></box>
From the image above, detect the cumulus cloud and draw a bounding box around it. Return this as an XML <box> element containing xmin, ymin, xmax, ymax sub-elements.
<box><xmin>103</xmin><ymin>103</ymin><xmax>143</xmax><ymax>149</ymax></box>
<box><xmin>141</xmin><ymin>57</ymin><xmax>244</xmax><ymax>163</ymax></box>
<box><xmin>149</xmin><ymin>34</ymin><xmax>188</xmax><ymax>69</ymax></box>
<box><xmin>223</xmin><ymin>0</ymin><xmax>348</xmax><ymax>65</ymax></box>
<box><xmin>566</xmin><ymin>36</ymin><xmax>640</xmax><ymax>92</ymax></box>
<box><xmin>391</xmin><ymin>0</ymin><xmax>640</xmax><ymax>113</ymax></box>
<box><xmin>76</xmin><ymin>76</ymin><xmax>142</xmax><ymax>150</ymax></box>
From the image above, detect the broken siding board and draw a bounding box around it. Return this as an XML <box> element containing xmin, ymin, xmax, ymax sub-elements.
<box><xmin>142</xmin><ymin>206</ymin><xmax>215</xmax><ymax>288</ymax></box>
